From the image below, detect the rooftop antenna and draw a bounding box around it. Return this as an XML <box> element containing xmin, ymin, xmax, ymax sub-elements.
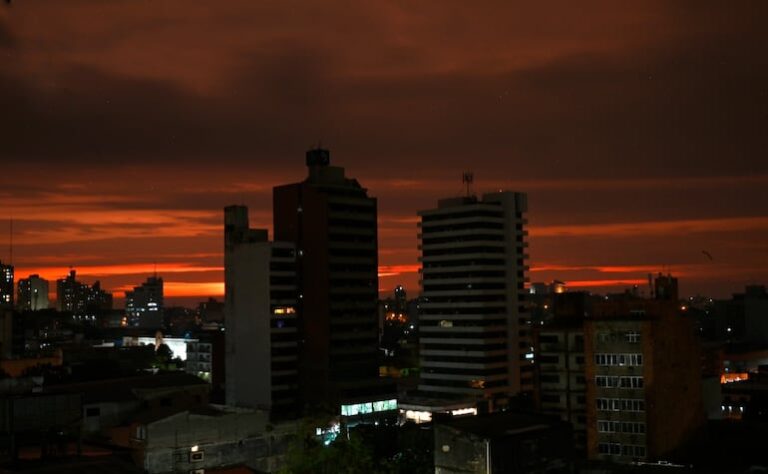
<box><xmin>8</xmin><ymin>217</ymin><xmax>12</xmax><ymax>266</ymax></box>
<box><xmin>462</xmin><ymin>172</ymin><xmax>474</xmax><ymax>198</ymax></box>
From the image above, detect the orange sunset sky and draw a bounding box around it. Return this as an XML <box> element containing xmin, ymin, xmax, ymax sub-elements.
<box><xmin>1</xmin><ymin>1</ymin><xmax>767</xmax><ymax>305</ymax></box>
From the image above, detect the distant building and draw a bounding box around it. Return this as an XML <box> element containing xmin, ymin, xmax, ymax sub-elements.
<box><xmin>530</xmin><ymin>280</ymin><xmax>566</xmax><ymax>296</ymax></box>
<box><xmin>0</xmin><ymin>261</ymin><xmax>13</xmax><ymax>308</ymax></box>
<box><xmin>56</xmin><ymin>270</ymin><xmax>112</xmax><ymax>314</ymax></box>
<box><xmin>186</xmin><ymin>340</ymin><xmax>213</xmax><ymax>382</ymax></box>
<box><xmin>123</xmin><ymin>335</ymin><xmax>195</xmax><ymax>361</ymax></box>
<box><xmin>712</xmin><ymin>285</ymin><xmax>768</xmax><ymax>344</ymax></box>
<box><xmin>225</xmin><ymin>205</ymin><xmax>300</xmax><ymax>417</ymax></box>
<box><xmin>273</xmin><ymin>148</ymin><xmax>395</xmax><ymax>421</ymax></box>
<box><xmin>186</xmin><ymin>330</ymin><xmax>225</xmax><ymax>403</ymax></box>
<box><xmin>17</xmin><ymin>274</ymin><xmax>49</xmax><ymax>311</ymax></box>
<box><xmin>197</xmin><ymin>297</ymin><xmax>224</xmax><ymax>323</ymax></box>
<box><xmin>415</xmin><ymin>191</ymin><xmax>531</xmax><ymax>414</ymax></box>
<box><xmin>394</xmin><ymin>285</ymin><xmax>407</xmax><ymax>313</ymax></box>
<box><xmin>585</xmin><ymin>299</ymin><xmax>704</xmax><ymax>462</ymax></box>
<box><xmin>721</xmin><ymin>367</ymin><xmax>768</xmax><ymax>422</ymax></box>
<box><xmin>125</xmin><ymin>276</ymin><xmax>164</xmax><ymax>328</ymax></box>
<box><xmin>653</xmin><ymin>273</ymin><xmax>679</xmax><ymax>301</ymax></box>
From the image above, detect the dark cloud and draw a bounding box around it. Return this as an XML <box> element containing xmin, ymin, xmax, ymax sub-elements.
<box><xmin>2</xmin><ymin>21</ymin><xmax>766</xmax><ymax>182</ymax></box>
<box><xmin>0</xmin><ymin>13</ymin><xmax>14</xmax><ymax>49</ymax></box>
<box><xmin>1</xmin><ymin>0</ymin><xmax>766</xmax><ymax>300</ymax></box>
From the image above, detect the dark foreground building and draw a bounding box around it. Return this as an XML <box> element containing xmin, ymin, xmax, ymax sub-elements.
<box><xmin>434</xmin><ymin>412</ymin><xmax>573</xmax><ymax>473</ymax></box>
<box><xmin>273</xmin><ymin>148</ymin><xmax>395</xmax><ymax>420</ymax></box>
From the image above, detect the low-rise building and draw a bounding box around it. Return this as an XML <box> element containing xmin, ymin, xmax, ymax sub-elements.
<box><xmin>42</xmin><ymin>372</ymin><xmax>210</xmax><ymax>436</ymax></box>
<box><xmin>434</xmin><ymin>412</ymin><xmax>573</xmax><ymax>473</ymax></box>
<box><xmin>124</xmin><ymin>405</ymin><xmax>293</xmax><ymax>473</ymax></box>
<box><xmin>585</xmin><ymin>300</ymin><xmax>704</xmax><ymax>462</ymax></box>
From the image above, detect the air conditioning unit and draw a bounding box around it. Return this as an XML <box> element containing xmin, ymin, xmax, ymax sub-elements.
<box><xmin>190</xmin><ymin>451</ymin><xmax>204</xmax><ymax>462</ymax></box>
<box><xmin>189</xmin><ymin>470</ymin><xmax>205</xmax><ymax>474</ymax></box>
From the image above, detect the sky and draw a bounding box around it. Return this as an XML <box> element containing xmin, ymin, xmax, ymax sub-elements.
<box><xmin>1</xmin><ymin>1</ymin><xmax>767</xmax><ymax>306</ymax></box>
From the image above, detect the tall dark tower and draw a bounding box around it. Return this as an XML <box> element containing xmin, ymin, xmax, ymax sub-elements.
<box><xmin>273</xmin><ymin>149</ymin><xmax>394</xmax><ymax>420</ymax></box>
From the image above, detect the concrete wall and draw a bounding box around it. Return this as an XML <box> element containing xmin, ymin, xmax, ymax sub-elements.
<box><xmin>225</xmin><ymin>229</ymin><xmax>273</xmax><ymax>410</ymax></box>
<box><xmin>83</xmin><ymin>400</ymin><xmax>140</xmax><ymax>434</ymax></box>
<box><xmin>136</xmin><ymin>409</ymin><xmax>293</xmax><ymax>473</ymax></box>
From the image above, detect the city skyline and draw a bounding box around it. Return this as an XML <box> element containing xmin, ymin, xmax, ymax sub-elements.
<box><xmin>2</xmin><ymin>1</ymin><xmax>767</xmax><ymax>304</ymax></box>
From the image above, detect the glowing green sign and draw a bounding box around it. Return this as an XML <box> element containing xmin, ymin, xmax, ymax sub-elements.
<box><xmin>341</xmin><ymin>399</ymin><xmax>397</xmax><ymax>416</ymax></box>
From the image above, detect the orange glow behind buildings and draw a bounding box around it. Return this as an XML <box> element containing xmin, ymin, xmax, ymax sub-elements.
<box><xmin>2</xmin><ymin>1</ymin><xmax>767</xmax><ymax>304</ymax></box>
<box><xmin>721</xmin><ymin>373</ymin><xmax>750</xmax><ymax>384</ymax></box>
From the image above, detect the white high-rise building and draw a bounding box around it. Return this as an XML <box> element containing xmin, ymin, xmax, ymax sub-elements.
<box><xmin>416</xmin><ymin>192</ymin><xmax>531</xmax><ymax>413</ymax></box>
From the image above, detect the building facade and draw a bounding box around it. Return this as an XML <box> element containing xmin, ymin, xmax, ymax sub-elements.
<box><xmin>273</xmin><ymin>149</ymin><xmax>394</xmax><ymax>417</ymax></box>
<box><xmin>125</xmin><ymin>276</ymin><xmax>164</xmax><ymax>328</ymax></box>
<box><xmin>585</xmin><ymin>300</ymin><xmax>704</xmax><ymax>462</ymax></box>
<box><xmin>416</xmin><ymin>192</ymin><xmax>531</xmax><ymax>413</ymax></box>
<box><xmin>17</xmin><ymin>274</ymin><xmax>49</xmax><ymax>311</ymax></box>
<box><xmin>224</xmin><ymin>205</ymin><xmax>299</xmax><ymax>417</ymax></box>
<box><xmin>56</xmin><ymin>270</ymin><xmax>112</xmax><ymax>314</ymax></box>
<box><xmin>534</xmin><ymin>322</ymin><xmax>587</xmax><ymax>451</ymax></box>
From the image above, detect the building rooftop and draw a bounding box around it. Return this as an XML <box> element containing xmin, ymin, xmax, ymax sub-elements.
<box><xmin>44</xmin><ymin>372</ymin><xmax>208</xmax><ymax>403</ymax></box>
<box><xmin>437</xmin><ymin>412</ymin><xmax>567</xmax><ymax>439</ymax></box>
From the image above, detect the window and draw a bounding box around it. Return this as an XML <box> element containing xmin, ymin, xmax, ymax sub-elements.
<box><xmin>625</xmin><ymin>331</ymin><xmax>641</xmax><ymax>344</ymax></box>
<box><xmin>596</xmin><ymin>398</ymin><xmax>621</xmax><ymax>411</ymax></box>
<box><xmin>595</xmin><ymin>353</ymin><xmax>643</xmax><ymax>367</ymax></box>
<box><xmin>619</xmin><ymin>376</ymin><xmax>644</xmax><ymax>389</ymax></box>
<box><xmin>622</xmin><ymin>444</ymin><xmax>646</xmax><ymax>457</ymax></box>
<box><xmin>621</xmin><ymin>398</ymin><xmax>645</xmax><ymax>412</ymax></box>
<box><xmin>598</xmin><ymin>443</ymin><xmax>621</xmax><ymax>455</ymax></box>
<box><xmin>598</xmin><ymin>420</ymin><xmax>620</xmax><ymax>433</ymax></box>
<box><xmin>596</xmin><ymin>375</ymin><xmax>620</xmax><ymax>388</ymax></box>
<box><xmin>621</xmin><ymin>422</ymin><xmax>646</xmax><ymax>434</ymax></box>
<box><xmin>541</xmin><ymin>394</ymin><xmax>560</xmax><ymax>403</ymax></box>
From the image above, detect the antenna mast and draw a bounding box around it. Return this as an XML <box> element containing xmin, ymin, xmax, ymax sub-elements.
<box><xmin>8</xmin><ymin>217</ymin><xmax>12</xmax><ymax>266</ymax></box>
<box><xmin>462</xmin><ymin>172</ymin><xmax>474</xmax><ymax>198</ymax></box>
